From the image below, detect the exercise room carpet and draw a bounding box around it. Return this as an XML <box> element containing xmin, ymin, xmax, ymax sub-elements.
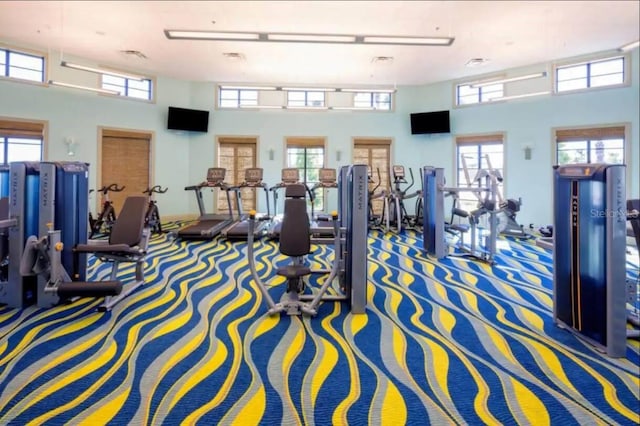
<box><xmin>0</xmin><ymin>225</ymin><xmax>638</xmax><ymax>425</ymax></box>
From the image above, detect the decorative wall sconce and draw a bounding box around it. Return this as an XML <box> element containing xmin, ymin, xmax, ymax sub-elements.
<box><xmin>65</xmin><ymin>137</ymin><xmax>78</xmax><ymax>156</ymax></box>
<box><xmin>336</xmin><ymin>150</ymin><xmax>342</xmax><ymax>161</ymax></box>
<box><xmin>523</xmin><ymin>145</ymin><xmax>533</xmax><ymax>160</ymax></box>
<box><xmin>268</xmin><ymin>148</ymin><xmax>275</xmax><ymax>161</ymax></box>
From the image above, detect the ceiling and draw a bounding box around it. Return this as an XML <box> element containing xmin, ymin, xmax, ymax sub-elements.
<box><xmin>0</xmin><ymin>1</ymin><xmax>638</xmax><ymax>87</ymax></box>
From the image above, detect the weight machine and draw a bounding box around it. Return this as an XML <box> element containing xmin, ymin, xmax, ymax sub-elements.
<box><xmin>247</xmin><ymin>164</ymin><xmax>368</xmax><ymax>316</ymax></box>
<box><xmin>552</xmin><ymin>164</ymin><xmax>637</xmax><ymax>357</ymax></box>
<box><xmin>422</xmin><ymin>166</ymin><xmax>499</xmax><ymax>264</ymax></box>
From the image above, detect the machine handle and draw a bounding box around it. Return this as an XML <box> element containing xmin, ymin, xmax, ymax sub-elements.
<box><xmin>101</xmin><ymin>183</ymin><xmax>125</xmax><ymax>193</ymax></box>
<box><xmin>143</xmin><ymin>185</ymin><xmax>168</xmax><ymax>195</ymax></box>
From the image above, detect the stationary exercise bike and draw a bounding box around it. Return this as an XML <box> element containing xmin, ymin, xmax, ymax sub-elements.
<box><xmin>143</xmin><ymin>185</ymin><xmax>168</xmax><ymax>234</ymax></box>
<box><xmin>89</xmin><ymin>183</ymin><xmax>125</xmax><ymax>238</ymax></box>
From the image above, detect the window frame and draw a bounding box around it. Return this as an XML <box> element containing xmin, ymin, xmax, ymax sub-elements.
<box><xmin>553</xmin><ymin>54</ymin><xmax>629</xmax><ymax>95</ymax></box>
<box><xmin>218</xmin><ymin>88</ymin><xmax>259</xmax><ymax>108</ymax></box>
<box><xmin>0</xmin><ymin>118</ymin><xmax>47</xmax><ymax>164</ymax></box>
<box><xmin>285</xmin><ymin>137</ymin><xmax>326</xmax><ymax>210</ymax></box>
<box><xmin>454</xmin><ymin>133</ymin><xmax>506</xmax><ymax>211</ymax></box>
<box><xmin>352</xmin><ymin>92</ymin><xmax>393</xmax><ymax>110</ymax></box>
<box><xmin>287</xmin><ymin>90</ymin><xmax>326</xmax><ymax>107</ymax></box>
<box><xmin>552</xmin><ymin>124</ymin><xmax>632</xmax><ymax>196</ymax></box>
<box><xmin>454</xmin><ymin>82</ymin><xmax>504</xmax><ymax>107</ymax></box>
<box><xmin>100</xmin><ymin>73</ymin><xmax>155</xmax><ymax>102</ymax></box>
<box><xmin>553</xmin><ymin>124</ymin><xmax>628</xmax><ymax>165</ymax></box>
<box><xmin>0</xmin><ymin>45</ymin><xmax>46</xmax><ymax>85</ymax></box>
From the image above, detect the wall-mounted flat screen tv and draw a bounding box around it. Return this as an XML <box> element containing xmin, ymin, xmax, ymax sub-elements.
<box><xmin>410</xmin><ymin>110</ymin><xmax>450</xmax><ymax>134</ymax></box>
<box><xmin>167</xmin><ymin>106</ymin><xmax>210</xmax><ymax>132</ymax></box>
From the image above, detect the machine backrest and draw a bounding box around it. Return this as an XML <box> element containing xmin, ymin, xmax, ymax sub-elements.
<box><xmin>279</xmin><ymin>184</ymin><xmax>310</xmax><ymax>257</ymax></box>
<box><xmin>109</xmin><ymin>196</ymin><xmax>148</xmax><ymax>246</ymax></box>
<box><xmin>628</xmin><ymin>199</ymin><xmax>640</xmax><ymax>251</ymax></box>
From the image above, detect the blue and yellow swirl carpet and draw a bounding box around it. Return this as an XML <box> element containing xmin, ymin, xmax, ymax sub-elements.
<box><xmin>0</xmin><ymin>226</ymin><xmax>638</xmax><ymax>425</ymax></box>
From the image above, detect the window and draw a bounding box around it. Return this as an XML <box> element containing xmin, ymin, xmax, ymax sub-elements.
<box><xmin>286</xmin><ymin>138</ymin><xmax>325</xmax><ymax>210</ymax></box>
<box><xmin>456</xmin><ymin>83</ymin><xmax>503</xmax><ymax>106</ymax></box>
<box><xmin>556</xmin><ymin>56</ymin><xmax>625</xmax><ymax>93</ymax></box>
<box><xmin>219</xmin><ymin>88</ymin><xmax>258</xmax><ymax>108</ymax></box>
<box><xmin>353</xmin><ymin>138</ymin><xmax>392</xmax><ymax>216</ymax></box>
<box><xmin>287</xmin><ymin>91</ymin><xmax>325</xmax><ymax>107</ymax></box>
<box><xmin>101</xmin><ymin>74</ymin><xmax>153</xmax><ymax>100</ymax></box>
<box><xmin>555</xmin><ymin>126</ymin><xmax>625</xmax><ymax>165</ymax></box>
<box><xmin>0</xmin><ymin>47</ymin><xmax>45</xmax><ymax>83</ymax></box>
<box><xmin>0</xmin><ymin>119</ymin><xmax>45</xmax><ymax>164</ymax></box>
<box><xmin>455</xmin><ymin>134</ymin><xmax>504</xmax><ymax>212</ymax></box>
<box><xmin>353</xmin><ymin>92</ymin><xmax>392</xmax><ymax>110</ymax></box>
<box><xmin>217</xmin><ymin>138</ymin><xmax>258</xmax><ymax>213</ymax></box>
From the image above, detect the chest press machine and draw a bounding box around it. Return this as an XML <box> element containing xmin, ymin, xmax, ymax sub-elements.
<box><xmin>247</xmin><ymin>164</ymin><xmax>368</xmax><ymax>316</ymax></box>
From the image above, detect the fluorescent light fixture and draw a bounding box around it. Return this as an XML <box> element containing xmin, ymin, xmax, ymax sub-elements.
<box><xmin>330</xmin><ymin>106</ymin><xmax>375</xmax><ymax>111</ymax></box>
<box><xmin>48</xmin><ymin>80</ymin><xmax>120</xmax><ymax>95</ymax></box>
<box><xmin>285</xmin><ymin>105</ymin><xmax>329</xmax><ymax>110</ymax></box>
<box><xmin>61</xmin><ymin>61</ymin><xmax>145</xmax><ymax>81</ymax></box>
<box><xmin>492</xmin><ymin>91</ymin><xmax>550</xmax><ymax>102</ymax></box>
<box><xmin>340</xmin><ymin>88</ymin><xmax>396</xmax><ymax>93</ymax></box>
<box><xmin>239</xmin><ymin>105</ymin><xmax>283</xmax><ymax>109</ymax></box>
<box><xmin>165</xmin><ymin>29</ymin><xmax>455</xmax><ymax>47</ymax></box>
<box><xmin>220</xmin><ymin>85</ymin><xmax>278</xmax><ymax>91</ymax></box>
<box><xmin>362</xmin><ymin>36</ymin><xmax>454</xmax><ymax>46</ymax></box>
<box><xmin>619</xmin><ymin>40</ymin><xmax>640</xmax><ymax>51</ymax></box>
<box><xmin>164</xmin><ymin>30</ymin><xmax>261</xmax><ymax>41</ymax></box>
<box><xmin>471</xmin><ymin>72</ymin><xmax>547</xmax><ymax>88</ymax></box>
<box><xmin>268</xmin><ymin>33</ymin><xmax>357</xmax><ymax>43</ymax></box>
<box><xmin>281</xmin><ymin>87</ymin><xmax>336</xmax><ymax>92</ymax></box>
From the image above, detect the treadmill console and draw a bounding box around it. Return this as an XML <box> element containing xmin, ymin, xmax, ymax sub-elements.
<box><xmin>393</xmin><ymin>165</ymin><xmax>405</xmax><ymax>179</ymax></box>
<box><xmin>319</xmin><ymin>168</ymin><xmax>337</xmax><ymax>184</ymax></box>
<box><xmin>281</xmin><ymin>168</ymin><xmax>300</xmax><ymax>184</ymax></box>
<box><xmin>244</xmin><ymin>168</ymin><xmax>263</xmax><ymax>184</ymax></box>
<box><xmin>206</xmin><ymin>168</ymin><xmax>226</xmax><ymax>185</ymax></box>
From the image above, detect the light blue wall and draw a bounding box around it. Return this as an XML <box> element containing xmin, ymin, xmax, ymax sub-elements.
<box><xmin>0</xmin><ymin>47</ymin><xmax>637</xmax><ymax>226</ymax></box>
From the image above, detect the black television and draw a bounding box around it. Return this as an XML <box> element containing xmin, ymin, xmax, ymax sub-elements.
<box><xmin>167</xmin><ymin>106</ymin><xmax>210</xmax><ymax>132</ymax></box>
<box><xmin>410</xmin><ymin>110</ymin><xmax>450</xmax><ymax>134</ymax></box>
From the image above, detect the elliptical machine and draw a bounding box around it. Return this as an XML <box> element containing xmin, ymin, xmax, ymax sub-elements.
<box><xmin>386</xmin><ymin>165</ymin><xmax>421</xmax><ymax>233</ymax></box>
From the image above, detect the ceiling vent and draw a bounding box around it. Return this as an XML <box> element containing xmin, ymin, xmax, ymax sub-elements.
<box><xmin>120</xmin><ymin>50</ymin><xmax>147</xmax><ymax>59</ymax></box>
<box><xmin>223</xmin><ymin>52</ymin><xmax>246</xmax><ymax>61</ymax></box>
<box><xmin>372</xmin><ymin>56</ymin><xmax>394</xmax><ymax>64</ymax></box>
<box><xmin>466</xmin><ymin>58</ymin><xmax>490</xmax><ymax>67</ymax></box>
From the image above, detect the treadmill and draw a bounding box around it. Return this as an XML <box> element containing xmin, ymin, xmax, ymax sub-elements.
<box><xmin>178</xmin><ymin>167</ymin><xmax>235</xmax><ymax>240</ymax></box>
<box><xmin>310</xmin><ymin>168</ymin><xmax>339</xmax><ymax>236</ymax></box>
<box><xmin>267</xmin><ymin>168</ymin><xmax>306</xmax><ymax>239</ymax></box>
<box><xmin>221</xmin><ymin>168</ymin><xmax>271</xmax><ymax>240</ymax></box>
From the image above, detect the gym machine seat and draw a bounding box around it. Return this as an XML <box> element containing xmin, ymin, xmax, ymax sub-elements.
<box><xmin>72</xmin><ymin>195</ymin><xmax>150</xmax><ymax>311</ymax></box>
